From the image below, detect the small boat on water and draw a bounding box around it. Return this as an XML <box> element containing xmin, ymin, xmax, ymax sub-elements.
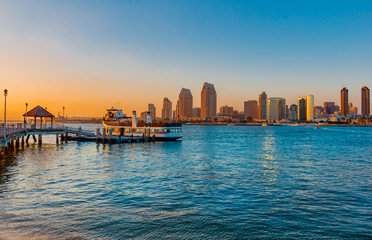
<box><xmin>102</xmin><ymin>108</ymin><xmax>182</xmax><ymax>141</ymax></box>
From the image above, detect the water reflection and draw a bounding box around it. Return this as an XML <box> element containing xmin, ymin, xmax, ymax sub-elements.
<box><xmin>259</xmin><ymin>129</ymin><xmax>279</xmax><ymax>187</ymax></box>
<box><xmin>0</xmin><ymin>125</ymin><xmax>371</xmax><ymax>239</ymax></box>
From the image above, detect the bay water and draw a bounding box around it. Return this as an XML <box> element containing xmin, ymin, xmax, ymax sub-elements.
<box><xmin>0</xmin><ymin>125</ymin><xmax>371</xmax><ymax>239</ymax></box>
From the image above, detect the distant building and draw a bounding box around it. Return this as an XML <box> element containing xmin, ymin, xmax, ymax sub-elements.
<box><xmin>176</xmin><ymin>100</ymin><xmax>179</xmax><ymax>118</ymax></box>
<box><xmin>148</xmin><ymin>103</ymin><xmax>156</xmax><ymax>120</ymax></box>
<box><xmin>314</xmin><ymin>106</ymin><xmax>324</xmax><ymax>117</ymax></box>
<box><xmin>349</xmin><ymin>106</ymin><xmax>358</xmax><ymax>116</ymax></box>
<box><xmin>232</xmin><ymin>110</ymin><xmax>245</xmax><ymax>121</ymax></box>
<box><xmin>298</xmin><ymin>97</ymin><xmax>307</xmax><ymax>121</ymax></box>
<box><xmin>258</xmin><ymin>91</ymin><xmax>267</xmax><ymax>120</ymax></box>
<box><xmin>306</xmin><ymin>95</ymin><xmax>314</xmax><ymax>121</ymax></box>
<box><xmin>244</xmin><ymin>100</ymin><xmax>258</xmax><ymax>119</ymax></box>
<box><xmin>285</xmin><ymin>105</ymin><xmax>290</xmax><ymax>119</ymax></box>
<box><xmin>192</xmin><ymin>108</ymin><xmax>201</xmax><ymax>118</ymax></box>
<box><xmin>201</xmin><ymin>82</ymin><xmax>217</xmax><ymax>119</ymax></box>
<box><xmin>361</xmin><ymin>86</ymin><xmax>370</xmax><ymax>116</ymax></box>
<box><xmin>324</xmin><ymin>102</ymin><xmax>335</xmax><ymax>115</ymax></box>
<box><xmin>140</xmin><ymin>111</ymin><xmax>147</xmax><ymax>121</ymax></box>
<box><xmin>297</xmin><ymin>95</ymin><xmax>314</xmax><ymax>121</ymax></box>
<box><xmin>161</xmin><ymin>97</ymin><xmax>172</xmax><ymax>120</ymax></box>
<box><xmin>172</xmin><ymin>110</ymin><xmax>176</xmax><ymax>120</ymax></box>
<box><xmin>341</xmin><ymin>87</ymin><xmax>349</xmax><ymax>116</ymax></box>
<box><xmin>219</xmin><ymin>105</ymin><xmax>233</xmax><ymax>116</ymax></box>
<box><xmin>331</xmin><ymin>105</ymin><xmax>340</xmax><ymax>115</ymax></box>
<box><xmin>290</xmin><ymin>104</ymin><xmax>298</xmax><ymax>121</ymax></box>
<box><xmin>266</xmin><ymin>97</ymin><xmax>286</xmax><ymax>121</ymax></box>
<box><xmin>179</xmin><ymin>88</ymin><xmax>193</xmax><ymax>119</ymax></box>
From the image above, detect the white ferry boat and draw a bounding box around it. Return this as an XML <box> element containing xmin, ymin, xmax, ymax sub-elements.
<box><xmin>102</xmin><ymin>108</ymin><xmax>182</xmax><ymax>141</ymax></box>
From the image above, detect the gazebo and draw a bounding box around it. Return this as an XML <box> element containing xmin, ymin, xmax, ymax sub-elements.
<box><xmin>23</xmin><ymin>106</ymin><xmax>55</xmax><ymax>129</ymax></box>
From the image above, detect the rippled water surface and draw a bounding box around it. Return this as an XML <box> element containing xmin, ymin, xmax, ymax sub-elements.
<box><xmin>0</xmin><ymin>125</ymin><xmax>371</xmax><ymax>239</ymax></box>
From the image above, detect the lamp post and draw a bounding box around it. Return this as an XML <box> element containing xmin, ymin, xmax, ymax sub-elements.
<box><xmin>4</xmin><ymin>89</ymin><xmax>8</xmax><ymax>141</ymax></box>
<box><xmin>63</xmin><ymin>106</ymin><xmax>65</xmax><ymax>128</ymax></box>
<box><xmin>25</xmin><ymin>103</ymin><xmax>28</xmax><ymax>130</ymax></box>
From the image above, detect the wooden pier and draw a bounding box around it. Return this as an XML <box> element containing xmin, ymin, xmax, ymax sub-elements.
<box><xmin>0</xmin><ymin>123</ymin><xmax>155</xmax><ymax>152</ymax></box>
<box><xmin>0</xmin><ymin>124</ymin><xmax>155</xmax><ymax>156</ymax></box>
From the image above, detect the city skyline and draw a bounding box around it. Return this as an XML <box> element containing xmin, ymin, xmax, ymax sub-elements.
<box><xmin>1</xmin><ymin>1</ymin><xmax>371</xmax><ymax>119</ymax></box>
<box><xmin>1</xmin><ymin>84</ymin><xmax>370</xmax><ymax>120</ymax></box>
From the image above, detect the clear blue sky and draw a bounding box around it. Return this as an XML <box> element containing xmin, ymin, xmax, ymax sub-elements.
<box><xmin>1</xmin><ymin>0</ymin><xmax>371</xmax><ymax>117</ymax></box>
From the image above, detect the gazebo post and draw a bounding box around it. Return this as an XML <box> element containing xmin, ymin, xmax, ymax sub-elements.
<box><xmin>34</xmin><ymin>117</ymin><xmax>36</xmax><ymax>129</ymax></box>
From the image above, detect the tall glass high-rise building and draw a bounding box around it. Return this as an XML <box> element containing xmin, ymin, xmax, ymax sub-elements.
<box><xmin>361</xmin><ymin>86</ymin><xmax>370</xmax><ymax>116</ymax></box>
<box><xmin>179</xmin><ymin>88</ymin><xmax>193</xmax><ymax>119</ymax></box>
<box><xmin>296</xmin><ymin>95</ymin><xmax>314</xmax><ymax>121</ymax></box>
<box><xmin>290</xmin><ymin>104</ymin><xmax>298</xmax><ymax>121</ymax></box>
<box><xmin>306</xmin><ymin>95</ymin><xmax>314</xmax><ymax>121</ymax></box>
<box><xmin>266</xmin><ymin>97</ymin><xmax>286</xmax><ymax>121</ymax></box>
<box><xmin>341</xmin><ymin>87</ymin><xmax>349</xmax><ymax>116</ymax></box>
<box><xmin>297</xmin><ymin>97</ymin><xmax>307</xmax><ymax>121</ymax></box>
<box><xmin>201</xmin><ymin>82</ymin><xmax>217</xmax><ymax>119</ymax></box>
<box><xmin>161</xmin><ymin>97</ymin><xmax>172</xmax><ymax>120</ymax></box>
<box><xmin>258</xmin><ymin>92</ymin><xmax>267</xmax><ymax>120</ymax></box>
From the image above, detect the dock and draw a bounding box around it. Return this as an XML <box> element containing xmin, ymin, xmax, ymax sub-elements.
<box><xmin>0</xmin><ymin>123</ymin><xmax>156</xmax><ymax>155</ymax></box>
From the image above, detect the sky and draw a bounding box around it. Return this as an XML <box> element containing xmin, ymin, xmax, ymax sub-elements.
<box><xmin>0</xmin><ymin>0</ymin><xmax>371</xmax><ymax>119</ymax></box>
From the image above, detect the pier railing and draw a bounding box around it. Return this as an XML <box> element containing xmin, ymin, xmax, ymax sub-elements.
<box><xmin>0</xmin><ymin>123</ymin><xmax>96</xmax><ymax>139</ymax></box>
<box><xmin>0</xmin><ymin>123</ymin><xmax>26</xmax><ymax>138</ymax></box>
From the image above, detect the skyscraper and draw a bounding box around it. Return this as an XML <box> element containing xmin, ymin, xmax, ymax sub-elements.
<box><xmin>244</xmin><ymin>100</ymin><xmax>258</xmax><ymax>119</ymax></box>
<box><xmin>258</xmin><ymin>92</ymin><xmax>267</xmax><ymax>120</ymax></box>
<box><xmin>361</xmin><ymin>86</ymin><xmax>370</xmax><ymax>116</ymax></box>
<box><xmin>201</xmin><ymin>82</ymin><xmax>217</xmax><ymax>119</ymax></box>
<box><xmin>179</xmin><ymin>88</ymin><xmax>193</xmax><ymax>119</ymax></box>
<box><xmin>297</xmin><ymin>97</ymin><xmax>307</xmax><ymax>121</ymax></box>
<box><xmin>290</xmin><ymin>104</ymin><xmax>298</xmax><ymax>121</ymax></box>
<box><xmin>161</xmin><ymin>97</ymin><xmax>172</xmax><ymax>120</ymax></box>
<box><xmin>148</xmin><ymin>103</ymin><xmax>156</xmax><ymax>120</ymax></box>
<box><xmin>306</xmin><ymin>95</ymin><xmax>314</xmax><ymax>121</ymax></box>
<box><xmin>341</xmin><ymin>87</ymin><xmax>349</xmax><ymax>116</ymax></box>
<box><xmin>266</xmin><ymin>97</ymin><xmax>286</xmax><ymax>121</ymax></box>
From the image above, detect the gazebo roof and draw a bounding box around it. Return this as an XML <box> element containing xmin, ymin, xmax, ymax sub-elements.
<box><xmin>23</xmin><ymin>105</ymin><xmax>55</xmax><ymax>118</ymax></box>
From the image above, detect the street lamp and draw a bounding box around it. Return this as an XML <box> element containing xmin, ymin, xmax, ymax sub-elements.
<box><xmin>63</xmin><ymin>106</ymin><xmax>65</xmax><ymax>128</ymax></box>
<box><xmin>25</xmin><ymin>103</ymin><xmax>28</xmax><ymax>130</ymax></box>
<box><xmin>4</xmin><ymin>89</ymin><xmax>8</xmax><ymax>141</ymax></box>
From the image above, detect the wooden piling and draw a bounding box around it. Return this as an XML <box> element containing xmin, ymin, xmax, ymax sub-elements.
<box><xmin>56</xmin><ymin>134</ymin><xmax>59</xmax><ymax>144</ymax></box>
<box><xmin>38</xmin><ymin>135</ymin><xmax>42</xmax><ymax>145</ymax></box>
